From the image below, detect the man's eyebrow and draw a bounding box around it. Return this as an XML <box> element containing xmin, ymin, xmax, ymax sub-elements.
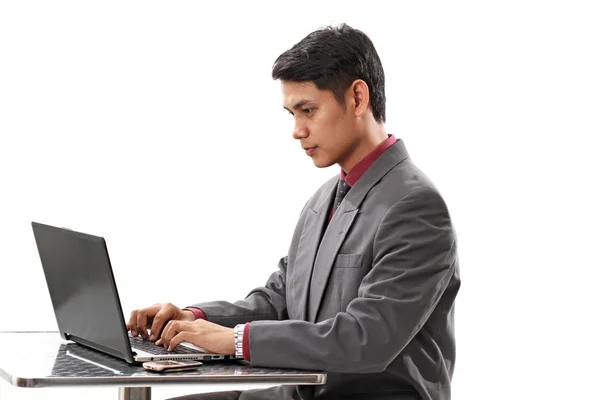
<box><xmin>283</xmin><ymin>99</ymin><xmax>312</xmax><ymax>112</ymax></box>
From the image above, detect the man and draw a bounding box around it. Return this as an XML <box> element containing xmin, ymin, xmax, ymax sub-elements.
<box><xmin>128</xmin><ymin>23</ymin><xmax>460</xmax><ymax>400</ymax></box>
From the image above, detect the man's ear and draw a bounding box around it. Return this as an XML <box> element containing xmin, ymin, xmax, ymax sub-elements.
<box><xmin>348</xmin><ymin>79</ymin><xmax>370</xmax><ymax>118</ymax></box>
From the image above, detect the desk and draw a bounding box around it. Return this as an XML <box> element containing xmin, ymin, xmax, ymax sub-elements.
<box><xmin>0</xmin><ymin>332</ymin><xmax>326</xmax><ymax>399</ymax></box>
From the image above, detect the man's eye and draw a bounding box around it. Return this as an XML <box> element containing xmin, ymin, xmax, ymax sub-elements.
<box><xmin>303</xmin><ymin>108</ymin><xmax>314</xmax><ymax>114</ymax></box>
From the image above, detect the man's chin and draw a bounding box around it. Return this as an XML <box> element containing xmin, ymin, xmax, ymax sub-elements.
<box><xmin>312</xmin><ymin>159</ymin><xmax>336</xmax><ymax>169</ymax></box>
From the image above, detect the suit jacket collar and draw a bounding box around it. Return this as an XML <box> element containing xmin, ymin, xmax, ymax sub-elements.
<box><xmin>312</xmin><ymin>139</ymin><xmax>410</xmax><ymax>214</ymax></box>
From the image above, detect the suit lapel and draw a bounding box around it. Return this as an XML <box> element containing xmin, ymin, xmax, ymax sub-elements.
<box><xmin>308</xmin><ymin>207</ymin><xmax>359</xmax><ymax>322</ymax></box>
<box><xmin>307</xmin><ymin>140</ymin><xmax>410</xmax><ymax>322</ymax></box>
<box><xmin>291</xmin><ymin>179</ymin><xmax>336</xmax><ymax>321</ymax></box>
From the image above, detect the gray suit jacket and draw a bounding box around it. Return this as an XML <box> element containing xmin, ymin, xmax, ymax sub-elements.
<box><xmin>192</xmin><ymin>139</ymin><xmax>460</xmax><ymax>400</ymax></box>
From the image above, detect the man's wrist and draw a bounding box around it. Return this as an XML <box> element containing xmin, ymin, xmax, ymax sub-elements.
<box><xmin>182</xmin><ymin>307</ymin><xmax>206</xmax><ymax>320</ymax></box>
<box><xmin>181</xmin><ymin>309</ymin><xmax>197</xmax><ymax>321</ymax></box>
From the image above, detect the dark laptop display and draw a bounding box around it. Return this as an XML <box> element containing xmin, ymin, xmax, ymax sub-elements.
<box><xmin>32</xmin><ymin>222</ymin><xmax>136</xmax><ymax>362</ymax></box>
<box><xmin>31</xmin><ymin>222</ymin><xmax>237</xmax><ymax>364</ymax></box>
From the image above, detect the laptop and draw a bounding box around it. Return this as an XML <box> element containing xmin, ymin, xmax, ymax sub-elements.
<box><xmin>31</xmin><ymin>221</ymin><xmax>240</xmax><ymax>364</ymax></box>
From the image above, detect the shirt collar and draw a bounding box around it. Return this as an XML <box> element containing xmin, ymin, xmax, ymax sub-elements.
<box><xmin>342</xmin><ymin>134</ymin><xmax>397</xmax><ymax>187</ymax></box>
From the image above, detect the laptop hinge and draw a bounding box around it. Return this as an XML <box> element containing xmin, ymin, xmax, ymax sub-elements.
<box><xmin>65</xmin><ymin>333</ymin><xmax>135</xmax><ymax>363</ymax></box>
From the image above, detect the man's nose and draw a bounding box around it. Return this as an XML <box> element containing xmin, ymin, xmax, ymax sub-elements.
<box><xmin>292</xmin><ymin>123</ymin><xmax>308</xmax><ymax>140</ymax></box>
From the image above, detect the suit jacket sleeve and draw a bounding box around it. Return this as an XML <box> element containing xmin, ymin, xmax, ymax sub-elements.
<box><xmin>248</xmin><ymin>188</ymin><xmax>458</xmax><ymax>373</ymax></box>
<box><xmin>187</xmin><ymin>255</ymin><xmax>289</xmax><ymax>328</ymax></box>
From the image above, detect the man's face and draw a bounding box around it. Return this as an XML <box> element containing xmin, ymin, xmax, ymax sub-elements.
<box><xmin>281</xmin><ymin>81</ymin><xmax>359</xmax><ymax>170</ymax></box>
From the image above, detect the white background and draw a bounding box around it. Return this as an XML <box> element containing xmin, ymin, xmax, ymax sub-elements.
<box><xmin>1</xmin><ymin>1</ymin><xmax>599</xmax><ymax>399</ymax></box>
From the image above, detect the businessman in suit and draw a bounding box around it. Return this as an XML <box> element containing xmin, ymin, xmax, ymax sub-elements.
<box><xmin>128</xmin><ymin>23</ymin><xmax>460</xmax><ymax>400</ymax></box>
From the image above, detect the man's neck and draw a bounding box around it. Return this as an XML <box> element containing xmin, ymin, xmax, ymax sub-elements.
<box><xmin>341</xmin><ymin>124</ymin><xmax>389</xmax><ymax>173</ymax></box>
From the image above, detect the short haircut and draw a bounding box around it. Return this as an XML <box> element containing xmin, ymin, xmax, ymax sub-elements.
<box><xmin>272</xmin><ymin>23</ymin><xmax>386</xmax><ymax>123</ymax></box>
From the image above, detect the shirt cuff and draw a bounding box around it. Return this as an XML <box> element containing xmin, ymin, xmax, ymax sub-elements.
<box><xmin>243</xmin><ymin>323</ymin><xmax>251</xmax><ymax>362</ymax></box>
<box><xmin>182</xmin><ymin>307</ymin><xmax>207</xmax><ymax>320</ymax></box>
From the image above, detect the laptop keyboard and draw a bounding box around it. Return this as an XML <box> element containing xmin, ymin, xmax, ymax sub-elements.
<box><xmin>129</xmin><ymin>336</ymin><xmax>201</xmax><ymax>355</ymax></box>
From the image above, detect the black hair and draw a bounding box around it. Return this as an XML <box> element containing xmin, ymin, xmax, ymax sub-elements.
<box><xmin>272</xmin><ymin>23</ymin><xmax>386</xmax><ymax>123</ymax></box>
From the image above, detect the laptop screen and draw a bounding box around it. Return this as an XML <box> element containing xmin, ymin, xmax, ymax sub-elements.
<box><xmin>32</xmin><ymin>222</ymin><xmax>134</xmax><ymax>362</ymax></box>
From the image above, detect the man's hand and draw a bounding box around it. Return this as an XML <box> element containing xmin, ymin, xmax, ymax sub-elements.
<box><xmin>127</xmin><ymin>303</ymin><xmax>196</xmax><ymax>341</ymax></box>
<box><xmin>156</xmin><ymin>319</ymin><xmax>236</xmax><ymax>355</ymax></box>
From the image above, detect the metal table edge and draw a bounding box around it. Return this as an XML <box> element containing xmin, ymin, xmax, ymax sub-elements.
<box><xmin>8</xmin><ymin>373</ymin><xmax>327</xmax><ymax>388</ymax></box>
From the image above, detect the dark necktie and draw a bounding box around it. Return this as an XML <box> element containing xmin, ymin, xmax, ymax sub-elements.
<box><xmin>333</xmin><ymin>179</ymin><xmax>350</xmax><ymax>214</ymax></box>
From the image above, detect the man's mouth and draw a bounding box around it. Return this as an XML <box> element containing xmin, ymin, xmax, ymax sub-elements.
<box><xmin>304</xmin><ymin>147</ymin><xmax>317</xmax><ymax>156</ymax></box>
